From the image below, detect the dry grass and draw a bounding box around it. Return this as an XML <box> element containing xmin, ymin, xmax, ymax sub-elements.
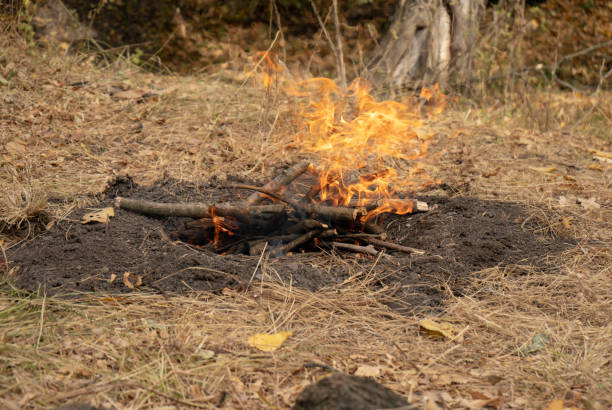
<box><xmin>1</xmin><ymin>29</ymin><xmax>611</xmax><ymax>409</ymax></box>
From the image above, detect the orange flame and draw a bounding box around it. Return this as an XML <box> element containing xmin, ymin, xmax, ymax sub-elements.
<box><xmin>253</xmin><ymin>51</ymin><xmax>283</xmax><ymax>88</ymax></box>
<box><xmin>254</xmin><ymin>52</ymin><xmax>444</xmax><ymax>222</ymax></box>
<box><xmin>210</xmin><ymin>208</ymin><xmax>238</xmax><ymax>248</ymax></box>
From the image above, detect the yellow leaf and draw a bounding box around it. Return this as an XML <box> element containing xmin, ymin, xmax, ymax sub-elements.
<box><xmin>561</xmin><ymin>218</ymin><xmax>571</xmax><ymax>229</ymax></box>
<box><xmin>81</xmin><ymin>207</ymin><xmax>114</xmax><ymax>224</ymax></box>
<box><xmin>529</xmin><ymin>166</ymin><xmax>557</xmax><ymax>173</ymax></box>
<box><xmin>419</xmin><ymin>319</ymin><xmax>458</xmax><ymax>340</ymax></box>
<box><xmin>109</xmin><ymin>273</ymin><xmax>117</xmax><ymax>283</ymax></box>
<box><xmin>589</xmin><ymin>148</ymin><xmax>612</xmax><ymax>159</ymax></box>
<box><xmin>248</xmin><ymin>331</ymin><xmax>293</xmax><ymax>352</ymax></box>
<box><xmin>589</xmin><ymin>164</ymin><xmax>603</xmax><ymax>171</ymax></box>
<box><xmin>123</xmin><ymin>272</ymin><xmax>142</xmax><ymax>289</ymax></box>
<box><xmin>5</xmin><ymin>140</ymin><xmax>27</xmax><ymax>156</ymax></box>
<box><xmin>544</xmin><ymin>399</ymin><xmax>564</xmax><ymax>410</ymax></box>
<box><xmin>354</xmin><ymin>365</ymin><xmax>381</xmax><ymax>377</ymax></box>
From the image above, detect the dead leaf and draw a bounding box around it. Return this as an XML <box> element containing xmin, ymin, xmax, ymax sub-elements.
<box><xmin>433</xmin><ymin>373</ymin><xmax>470</xmax><ymax>386</ymax></box>
<box><xmin>98</xmin><ymin>296</ymin><xmax>127</xmax><ymax>304</ymax></box>
<box><xmin>109</xmin><ymin>273</ymin><xmax>117</xmax><ymax>283</ymax></box>
<box><xmin>558</xmin><ymin>196</ymin><xmax>572</xmax><ymax>207</ymax></box>
<box><xmin>561</xmin><ymin>217</ymin><xmax>571</xmax><ymax>229</ymax></box>
<box><xmin>354</xmin><ymin>365</ymin><xmax>381</xmax><ymax>377</ymax></box>
<box><xmin>544</xmin><ymin>399</ymin><xmax>564</xmax><ymax>410</ymax></box>
<box><xmin>519</xmin><ymin>333</ymin><xmax>550</xmax><ymax>356</ymax></box>
<box><xmin>589</xmin><ymin>148</ymin><xmax>612</xmax><ymax>159</ymax></box>
<box><xmin>5</xmin><ymin>140</ymin><xmax>27</xmax><ymax>156</ymax></box>
<box><xmin>122</xmin><ymin>272</ymin><xmax>142</xmax><ymax>289</ymax></box>
<box><xmin>529</xmin><ymin>166</ymin><xmax>557</xmax><ymax>173</ymax></box>
<box><xmin>419</xmin><ymin>319</ymin><xmax>459</xmax><ymax>340</ymax></box>
<box><xmin>578</xmin><ymin>197</ymin><xmax>600</xmax><ymax>210</ymax></box>
<box><xmin>588</xmin><ymin>164</ymin><xmax>603</xmax><ymax>171</ymax></box>
<box><xmin>197</xmin><ymin>349</ymin><xmax>215</xmax><ymax>360</ymax></box>
<box><xmin>247</xmin><ymin>331</ymin><xmax>293</xmax><ymax>352</ymax></box>
<box><xmin>113</xmin><ymin>89</ymin><xmax>145</xmax><ymax>100</ymax></box>
<box><xmin>81</xmin><ymin>207</ymin><xmax>114</xmax><ymax>224</ymax></box>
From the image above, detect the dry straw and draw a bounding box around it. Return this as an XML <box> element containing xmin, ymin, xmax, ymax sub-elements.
<box><xmin>0</xmin><ymin>22</ymin><xmax>610</xmax><ymax>409</ymax></box>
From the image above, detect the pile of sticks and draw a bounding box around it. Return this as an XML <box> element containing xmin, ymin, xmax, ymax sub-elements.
<box><xmin>115</xmin><ymin>161</ymin><xmax>427</xmax><ymax>256</ymax></box>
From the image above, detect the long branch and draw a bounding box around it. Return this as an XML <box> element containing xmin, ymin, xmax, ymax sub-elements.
<box><xmin>115</xmin><ymin>197</ymin><xmax>286</xmax><ymax>221</ymax></box>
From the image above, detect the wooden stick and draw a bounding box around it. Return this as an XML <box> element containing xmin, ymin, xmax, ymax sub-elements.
<box><xmin>303</xmin><ymin>203</ymin><xmax>366</xmax><ymax>224</ymax></box>
<box><xmin>248</xmin><ymin>234</ymin><xmax>301</xmax><ymax>256</ymax></box>
<box><xmin>115</xmin><ymin>197</ymin><xmax>211</xmax><ymax>218</ymax></box>
<box><xmin>271</xmin><ymin>229</ymin><xmax>321</xmax><ymax>257</ymax></box>
<box><xmin>349</xmin><ymin>198</ymin><xmax>429</xmax><ymax>213</ymax></box>
<box><xmin>286</xmin><ymin>219</ymin><xmax>328</xmax><ymax>234</ymax></box>
<box><xmin>271</xmin><ymin>228</ymin><xmax>337</xmax><ymax>256</ymax></box>
<box><xmin>363</xmin><ymin>237</ymin><xmax>426</xmax><ymax>255</ymax></box>
<box><xmin>331</xmin><ymin>241</ymin><xmax>380</xmax><ymax>256</ymax></box>
<box><xmin>245</xmin><ymin>160</ymin><xmax>311</xmax><ymax>205</ymax></box>
<box><xmin>115</xmin><ymin>197</ymin><xmax>286</xmax><ymax>221</ymax></box>
<box><xmin>339</xmin><ymin>232</ymin><xmax>387</xmax><ymax>240</ymax></box>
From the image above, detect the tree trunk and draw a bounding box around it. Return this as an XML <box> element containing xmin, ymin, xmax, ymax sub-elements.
<box><xmin>367</xmin><ymin>0</ymin><xmax>485</xmax><ymax>90</ymax></box>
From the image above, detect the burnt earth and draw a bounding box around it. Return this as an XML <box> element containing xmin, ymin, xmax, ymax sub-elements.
<box><xmin>8</xmin><ymin>176</ymin><xmax>571</xmax><ymax>311</ymax></box>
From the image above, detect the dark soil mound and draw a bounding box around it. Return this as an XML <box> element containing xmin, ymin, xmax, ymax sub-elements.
<box><xmin>292</xmin><ymin>373</ymin><xmax>414</xmax><ymax>410</ymax></box>
<box><xmin>8</xmin><ymin>176</ymin><xmax>572</xmax><ymax>312</ymax></box>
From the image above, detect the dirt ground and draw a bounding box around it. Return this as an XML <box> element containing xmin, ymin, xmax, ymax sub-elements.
<box><xmin>10</xmin><ymin>176</ymin><xmax>571</xmax><ymax>314</ymax></box>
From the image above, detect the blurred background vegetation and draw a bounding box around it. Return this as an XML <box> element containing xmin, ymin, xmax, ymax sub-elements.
<box><xmin>2</xmin><ymin>0</ymin><xmax>611</xmax><ymax>90</ymax></box>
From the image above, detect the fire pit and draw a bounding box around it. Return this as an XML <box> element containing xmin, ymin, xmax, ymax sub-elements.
<box><xmin>115</xmin><ymin>160</ymin><xmax>430</xmax><ymax>257</ymax></box>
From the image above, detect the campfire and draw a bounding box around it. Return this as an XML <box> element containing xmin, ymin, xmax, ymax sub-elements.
<box><xmin>115</xmin><ymin>54</ymin><xmax>444</xmax><ymax>257</ymax></box>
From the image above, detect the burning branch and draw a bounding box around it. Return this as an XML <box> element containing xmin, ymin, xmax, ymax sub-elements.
<box><xmin>244</xmin><ymin>160</ymin><xmax>312</xmax><ymax>205</ymax></box>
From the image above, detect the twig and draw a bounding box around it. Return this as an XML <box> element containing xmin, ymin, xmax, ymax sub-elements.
<box><xmin>245</xmin><ymin>160</ymin><xmax>311</xmax><ymax>205</ymax></box>
<box><xmin>247</xmin><ymin>242</ymin><xmax>268</xmax><ymax>289</ymax></box>
<box><xmin>124</xmin><ymin>383</ymin><xmax>212</xmax><ymax>409</ymax></box>
<box><xmin>270</xmin><ymin>0</ymin><xmax>287</xmax><ymax>63</ymax></box>
<box><xmin>363</xmin><ymin>237</ymin><xmax>426</xmax><ymax>255</ymax></box>
<box><xmin>556</xmin><ymin>39</ymin><xmax>612</xmax><ymax>63</ymax></box>
<box><xmin>483</xmin><ymin>39</ymin><xmax>612</xmax><ymax>89</ymax></box>
<box><xmin>331</xmin><ymin>241</ymin><xmax>380</xmax><ymax>256</ymax></box>
<box><xmin>339</xmin><ymin>232</ymin><xmax>387</xmax><ymax>240</ymax></box>
<box><xmin>35</xmin><ymin>293</ymin><xmax>46</xmax><ymax>354</ymax></box>
<box><xmin>229</xmin><ymin>184</ymin><xmax>293</xmax><ymax>206</ymax></box>
<box><xmin>272</xmin><ymin>228</ymin><xmax>336</xmax><ymax>256</ymax></box>
<box><xmin>332</xmin><ymin>0</ymin><xmax>347</xmax><ymax>89</ymax></box>
<box><xmin>0</xmin><ymin>242</ymin><xmax>9</xmax><ymax>279</ymax></box>
<box><xmin>304</xmin><ymin>362</ymin><xmax>341</xmax><ymax>373</ymax></box>
<box><xmin>309</xmin><ymin>0</ymin><xmax>339</xmax><ymax>68</ymax></box>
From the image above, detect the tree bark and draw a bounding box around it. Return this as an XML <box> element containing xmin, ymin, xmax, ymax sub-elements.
<box><xmin>368</xmin><ymin>0</ymin><xmax>485</xmax><ymax>90</ymax></box>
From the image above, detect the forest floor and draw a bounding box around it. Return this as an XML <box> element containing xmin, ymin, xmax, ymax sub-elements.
<box><xmin>1</xmin><ymin>24</ymin><xmax>611</xmax><ymax>409</ymax></box>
